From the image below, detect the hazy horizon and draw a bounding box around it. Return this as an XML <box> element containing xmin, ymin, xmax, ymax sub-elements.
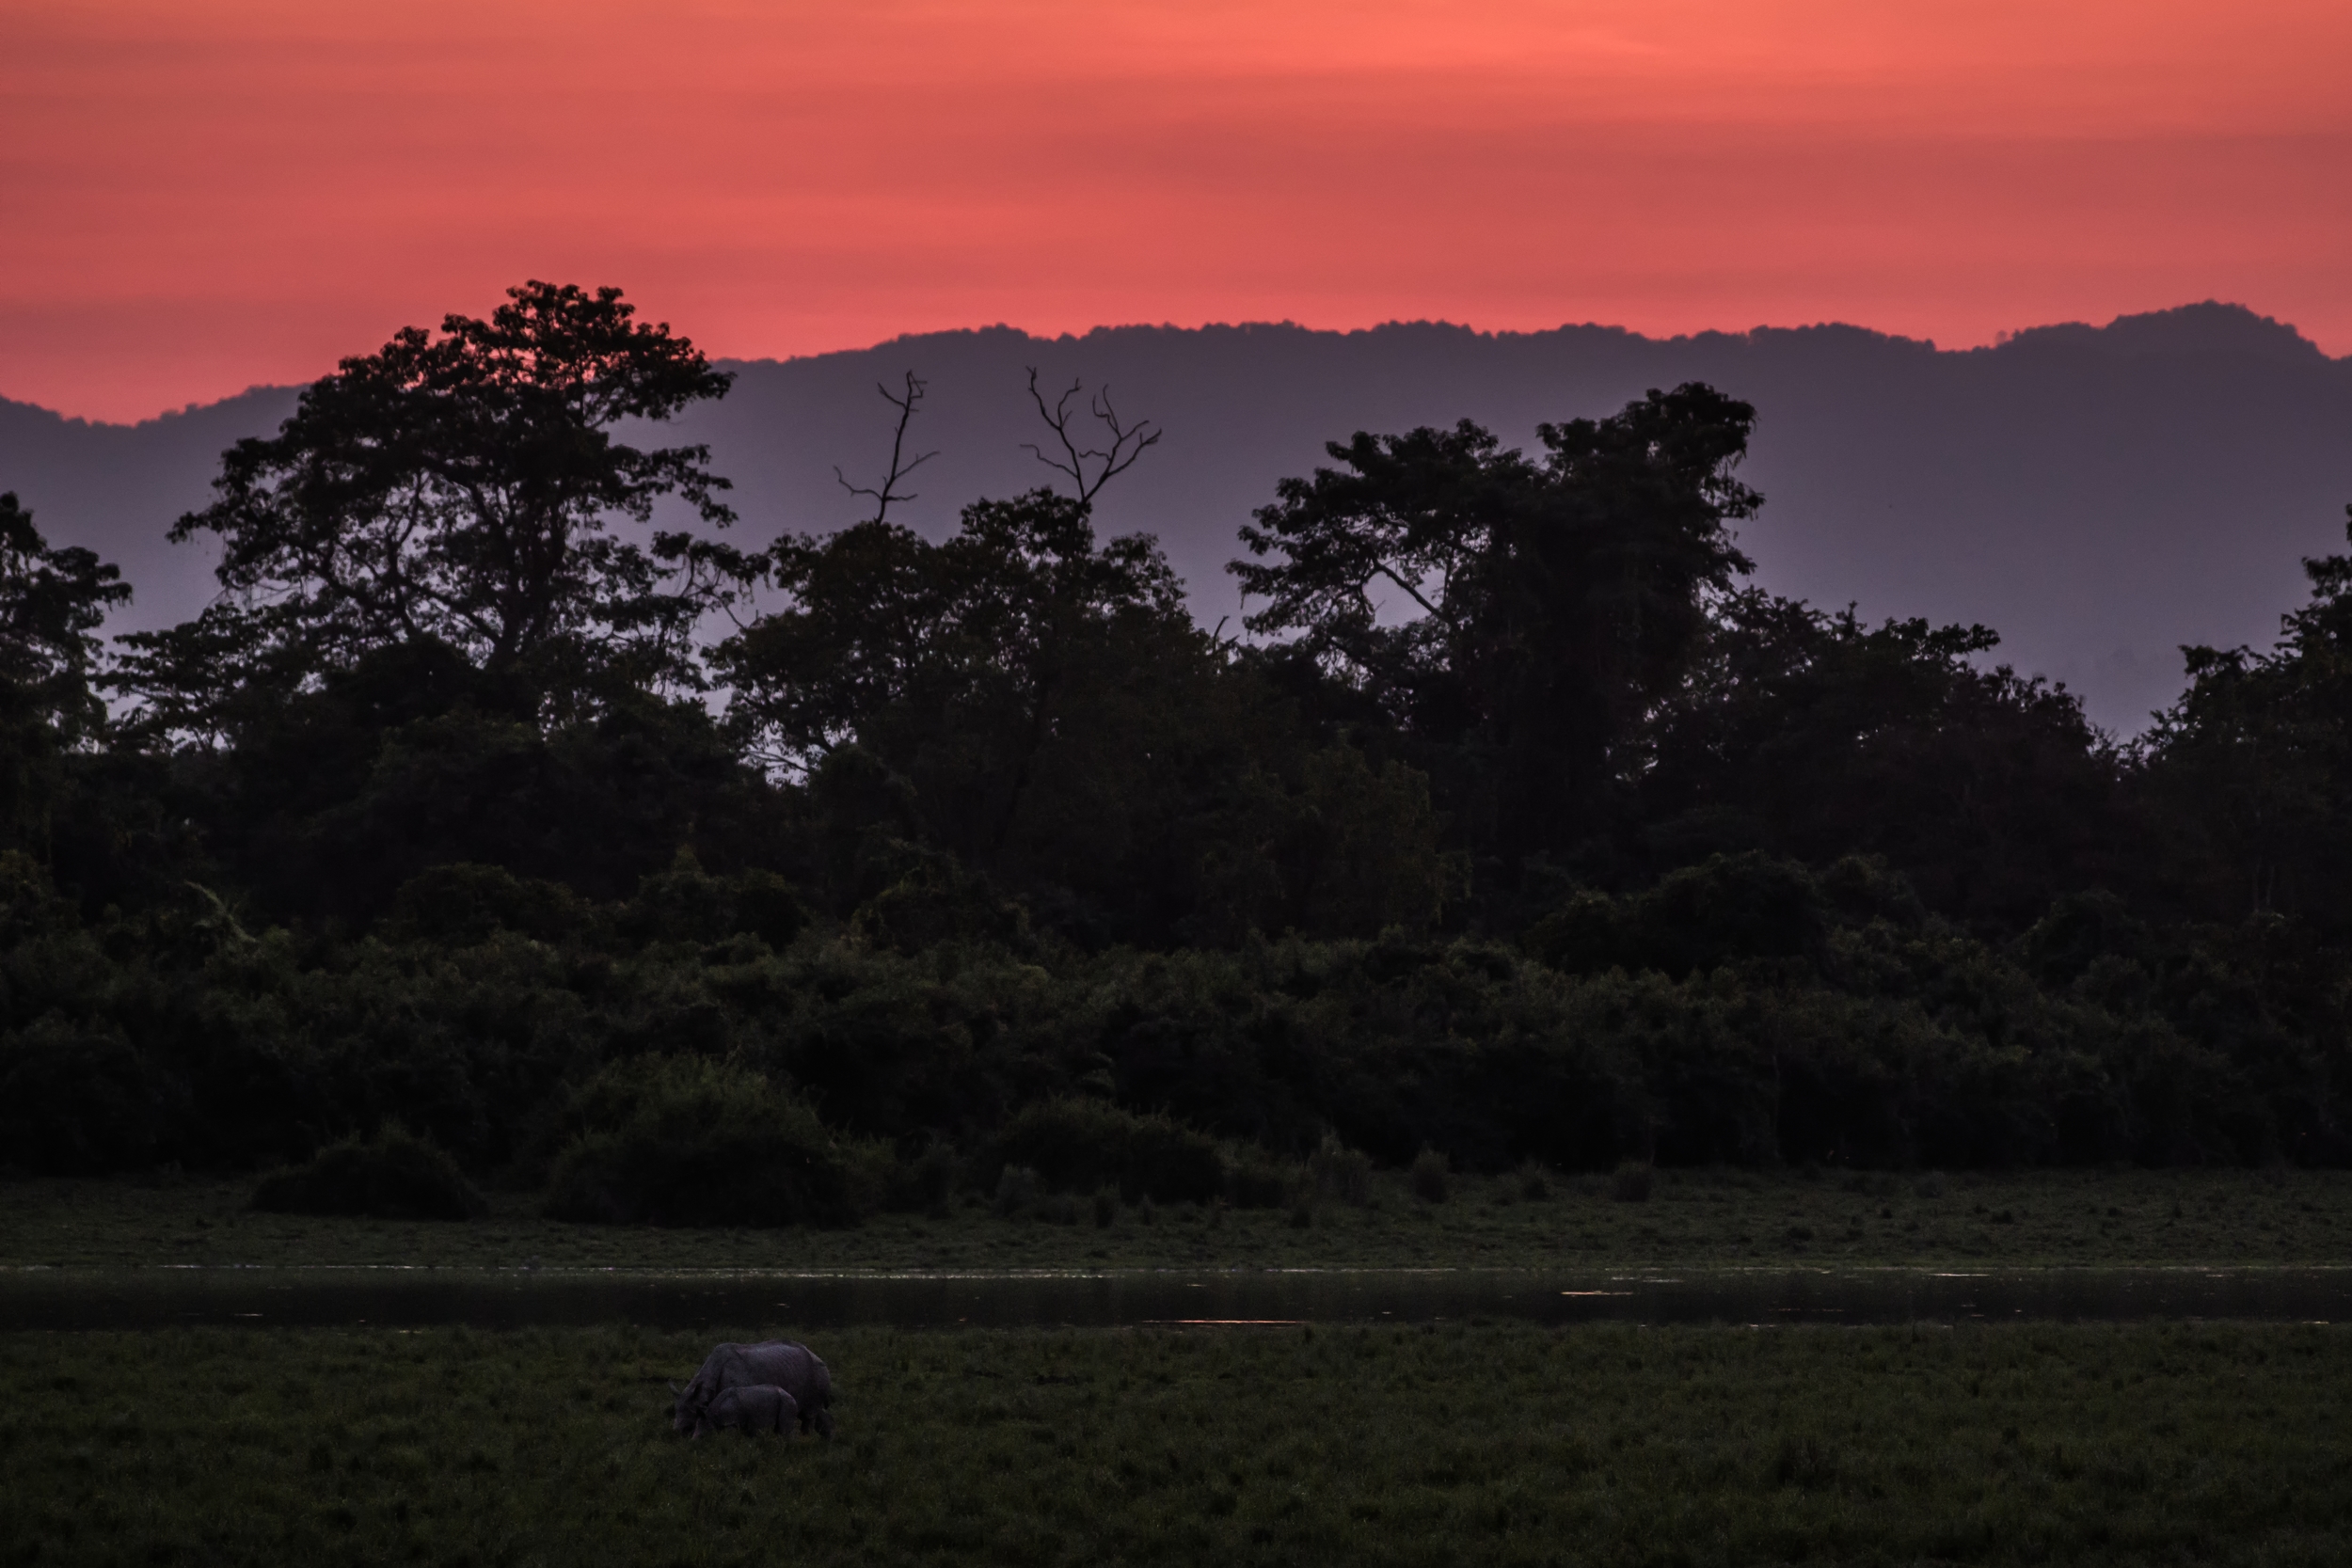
<box><xmin>8</xmin><ymin>297</ymin><xmax>2343</xmax><ymax>431</ymax></box>
<box><xmin>7</xmin><ymin>297</ymin><xmax>2348</xmax><ymax>736</ymax></box>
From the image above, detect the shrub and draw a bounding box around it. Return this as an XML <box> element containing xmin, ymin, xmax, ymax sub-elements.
<box><xmin>1528</xmin><ymin>853</ymin><xmax>1829</xmax><ymax>981</ymax></box>
<box><xmin>993</xmin><ymin>1164</ymin><xmax>1041</xmax><ymax>1217</ymax></box>
<box><xmin>542</xmin><ymin>1056</ymin><xmax>886</xmax><ymax>1228</ymax></box>
<box><xmin>382</xmin><ymin>863</ymin><xmax>593</xmax><ymax>946</ymax></box>
<box><xmin>1223</xmin><ymin>1156</ymin><xmax>1293</xmax><ymax>1210</ymax></box>
<box><xmin>1310</xmin><ymin>1134</ymin><xmax>1375</xmax><ymax>1206</ymax></box>
<box><xmin>729</xmin><ymin>869</ymin><xmax>812</xmax><ymax>950</ymax></box>
<box><xmin>0</xmin><ymin>1014</ymin><xmax>178</xmax><ymax>1176</ymax></box>
<box><xmin>252</xmin><ymin>1125</ymin><xmax>486</xmax><ymax>1221</ymax></box>
<box><xmin>1517</xmin><ymin>1162</ymin><xmax>1553</xmax><ymax>1202</ymax></box>
<box><xmin>850</xmin><ymin>851</ymin><xmax>1032</xmax><ymax>956</ymax></box>
<box><xmin>992</xmin><ymin>1099</ymin><xmax>1227</xmax><ymax>1205</ymax></box>
<box><xmin>621</xmin><ymin>850</ymin><xmax>809</xmax><ymax>949</ymax></box>
<box><xmin>1410</xmin><ymin>1145</ymin><xmax>1450</xmax><ymax>1202</ymax></box>
<box><xmin>0</xmin><ymin>851</ymin><xmax>72</xmax><ymax>946</ymax></box>
<box><xmin>1612</xmin><ymin>1160</ymin><xmax>1655</xmax><ymax>1202</ymax></box>
<box><xmin>889</xmin><ymin>1142</ymin><xmax>961</xmax><ymax>1214</ymax></box>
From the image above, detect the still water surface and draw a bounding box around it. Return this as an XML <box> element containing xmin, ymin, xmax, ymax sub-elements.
<box><xmin>5</xmin><ymin>1266</ymin><xmax>2350</xmax><ymax>1330</ymax></box>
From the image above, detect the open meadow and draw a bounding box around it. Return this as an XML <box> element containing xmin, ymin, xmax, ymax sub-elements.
<box><xmin>4</xmin><ymin>1322</ymin><xmax>2350</xmax><ymax>1568</ymax></box>
<box><xmin>12</xmin><ymin>1167</ymin><xmax>2349</xmax><ymax>1562</ymax></box>
<box><xmin>7</xmin><ymin>1166</ymin><xmax>2351</xmax><ymax>1273</ymax></box>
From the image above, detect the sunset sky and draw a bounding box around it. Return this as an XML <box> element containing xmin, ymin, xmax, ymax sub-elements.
<box><xmin>5</xmin><ymin>0</ymin><xmax>2348</xmax><ymax>423</ymax></box>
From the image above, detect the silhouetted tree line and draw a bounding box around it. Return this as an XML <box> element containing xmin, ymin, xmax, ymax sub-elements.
<box><xmin>5</xmin><ymin>281</ymin><xmax>2350</xmax><ymax>1214</ymax></box>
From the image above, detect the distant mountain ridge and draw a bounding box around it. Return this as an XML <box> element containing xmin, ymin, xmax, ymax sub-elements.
<box><xmin>1996</xmin><ymin>302</ymin><xmax>2329</xmax><ymax>364</ymax></box>
<box><xmin>4</xmin><ymin>300</ymin><xmax>2347</xmax><ymax>731</ymax></box>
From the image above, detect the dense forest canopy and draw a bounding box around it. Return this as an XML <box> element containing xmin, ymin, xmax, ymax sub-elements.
<box><xmin>4</xmin><ymin>280</ymin><xmax>2351</xmax><ymax>1213</ymax></box>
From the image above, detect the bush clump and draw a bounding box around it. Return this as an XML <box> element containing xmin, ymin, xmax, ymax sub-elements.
<box><xmin>252</xmin><ymin>1126</ymin><xmax>486</xmax><ymax>1221</ymax></box>
<box><xmin>1223</xmin><ymin>1156</ymin><xmax>1294</xmax><ymax>1210</ymax></box>
<box><xmin>991</xmin><ymin>1099</ymin><xmax>1228</xmax><ymax>1205</ymax></box>
<box><xmin>1410</xmin><ymin>1145</ymin><xmax>1450</xmax><ymax>1202</ymax></box>
<box><xmin>0</xmin><ymin>1015</ymin><xmax>178</xmax><ymax>1176</ymax></box>
<box><xmin>889</xmin><ymin>1142</ymin><xmax>961</xmax><ymax>1214</ymax></box>
<box><xmin>1310</xmin><ymin>1134</ymin><xmax>1375</xmax><ymax>1206</ymax></box>
<box><xmin>381</xmin><ymin>863</ymin><xmax>594</xmax><ymax>946</ymax></box>
<box><xmin>542</xmin><ymin>1056</ymin><xmax>887</xmax><ymax>1228</ymax></box>
<box><xmin>1613</xmin><ymin>1160</ymin><xmax>1655</xmax><ymax>1202</ymax></box>
<box><xmin>992</xmin><ymin>1164</ymin><xmax>1042</xmax><ymax>1217</ymax></box>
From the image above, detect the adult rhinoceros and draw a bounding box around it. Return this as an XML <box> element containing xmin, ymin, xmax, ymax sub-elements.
<box><xmin>671</xmin><ymin>1340</ymin><xmax>834</xmax><ymax>1438</ymax></box>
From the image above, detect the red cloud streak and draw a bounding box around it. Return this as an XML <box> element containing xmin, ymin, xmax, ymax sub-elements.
<box><xmin>5</xmin><ymin>0</ymin><xmax>2348</xmax><ymax>420</ymax></box>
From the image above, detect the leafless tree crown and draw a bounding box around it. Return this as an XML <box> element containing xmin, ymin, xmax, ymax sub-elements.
<box><xmin>1022</xmin><ymin>367</ymin><xmax>1162</xmax><ymax>503</ymax></box>
<box><xmin>835</xmin><ymin>372</ymin><xmax>939</xmax><ymax>525</ymax></box>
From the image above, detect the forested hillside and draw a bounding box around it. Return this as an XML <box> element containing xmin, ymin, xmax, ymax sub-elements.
<box><xmin>5</xmin><ymin>281</ymin><xmax>2350</xmax><ymax>1221</ymax></box>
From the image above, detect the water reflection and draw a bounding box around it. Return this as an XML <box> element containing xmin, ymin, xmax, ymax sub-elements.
<box><xmin>4</xmin><ymin>1266</ymin><xmax>2350</xmax><ymax>1331</ymax></box>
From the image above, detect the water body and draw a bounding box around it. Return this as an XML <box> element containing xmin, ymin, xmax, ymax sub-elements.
<box><xmin>5</xmin><ymin>1266</ymin><xmax>2350</xmax><ymax>1332</ymax></box>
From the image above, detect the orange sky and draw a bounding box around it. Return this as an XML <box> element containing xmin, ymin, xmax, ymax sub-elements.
<box><xmin>5</xmin><ymin>0</ymin><xmax>2349</xmax><ymax>422</ymax></box>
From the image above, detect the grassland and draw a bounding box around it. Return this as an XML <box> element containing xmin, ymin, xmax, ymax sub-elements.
<box><xmin>5</xmin><ymin>1321</ymin><xmax>2351</xmax><ymax>1566</ymax></box>
<box><xmin>7</xmin><ymin>1166</ymin><xmax>2352</xmax><ymax>1272</ymax></box>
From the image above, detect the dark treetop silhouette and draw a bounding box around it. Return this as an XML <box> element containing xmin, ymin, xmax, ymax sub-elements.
<box><xmin>3</xmin><ymin>282</ymin><xmax>2352</xmax><ymax>1196</ymax></box>
<box><xmin>118</xmin><ymin>282</ymin><xmax>751</xmax><ymax>748</ymax></box>
<box><xmin>15</xmin><ymin>302</ymin><xmax>2350</xmax><ymax>734</ymax></box>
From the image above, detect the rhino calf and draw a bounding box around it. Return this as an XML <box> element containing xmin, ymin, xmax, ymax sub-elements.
<box><xmin>691</xmin><ymin>1383</ymin><xmax>798</xmax><ymax>1439</ymax></box>
<box><xmin>673</xmin><ymin>1340</ymin><xmax>834</xmax><ymax>1438</ymax></box>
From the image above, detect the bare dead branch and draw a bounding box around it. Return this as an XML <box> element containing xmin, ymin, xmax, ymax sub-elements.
<box><xmin>834</xmin><ymin>372</ymin><xmax>939</xmax><ymax>524</ymax></box>
<box><xmin>1020</xmin><ymin>366</ymin><xmax>1162</xmax><ymax>503</ymax></box>
<box><xmin>1364</xmin><ymin>560</ymin><xmax>1454</xmax><ymax>628</ymax></box>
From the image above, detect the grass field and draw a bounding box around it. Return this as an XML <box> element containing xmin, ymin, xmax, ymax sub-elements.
<box><xmin>4</xmin><ymin>1321</ymin><xmax>2350</xmax><ymax>1566</ymax></box>
<box><xmin>6</xmin><ymin>1166</ymin><xmax>2350</xmax><ymax>1272</ymax></box>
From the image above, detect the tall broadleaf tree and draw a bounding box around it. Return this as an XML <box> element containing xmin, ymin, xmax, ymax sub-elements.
<box><xmin>718</xmin><ymin>490</ymin><xmax>1455</xmax><ymax>942</ymax></box>
<box><xmin>717</xmin><ymin>491</ymin><xmax>1200</xmax><ymax>877</ymax></box>
<box><xmin>0</xmin><ymin>492</ymin><xmax>131</xmax><ymax>856</ymax></box>
<box><xmin>2144</xmin><ymin>510</ymin><xmax>2352</xmax><ymax>929</ymax></box>
<box><xmin>100</xmin><ymin>285</ymin><xmax>782</xmax><ymax>919</ymax></box>
<box><xmin>712</xmin><ymin>372</ymin><xmax>1451</xmax><ymax>941</ymax></box>
<box><xmin>1641</xmin><ymin>590</ymin><xmax>2128</xmax><ymax>927</ymax></box>
<box><xmin>121</xmin><ymin>281</ymin><xmax>748</xmax><ymax>739</ymax></box>
<box><xmin>1232</xmin><ymin>383</ymin><xmax>1760</xmax><ymax>886</ymax></box>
